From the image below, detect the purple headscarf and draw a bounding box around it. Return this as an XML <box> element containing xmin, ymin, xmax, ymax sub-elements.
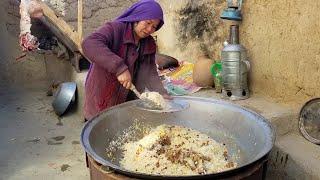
<box><xmin>115</xmin><ymin>0</ymin><xmax>164</xmax><ymax>31</ymax></box>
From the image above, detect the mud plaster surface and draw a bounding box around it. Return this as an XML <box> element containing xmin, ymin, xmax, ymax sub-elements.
<box><xmin>156</xmin><ymin>0</ymin><xmax>227</xmax><ymax>62</ymax></box>
<box><xmin>0</xmin><ymin>85</ymin><xmax>88</xmax><ymax>179</ymax></box>
<box><xmin>2</xmin><ymin>0</ymin><xmax>320</xmax><ymax>105</ymax></box>
<box><xmin>157</xmin><ymin>0</ymin><xmax>320</xmax><ymax>105</ymax></box>
<box><xmin>241</xmin><ymin>0</ymin><xmax>320</xmax><ymax>104</ymax></box>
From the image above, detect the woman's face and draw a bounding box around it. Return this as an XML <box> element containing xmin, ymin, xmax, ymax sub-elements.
<box><xmin>134</xmin><ymin>19</ymin><xmax>160</xmax><ymax>39</ymax></box>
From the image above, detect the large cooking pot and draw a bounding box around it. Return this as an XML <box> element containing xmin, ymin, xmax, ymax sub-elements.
<box><xmin>81</xmin><ymin>96</ymin><xmax>275</xmax><ymax>179</ymax></box>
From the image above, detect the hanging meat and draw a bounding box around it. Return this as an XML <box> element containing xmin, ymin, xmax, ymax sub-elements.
<box><xmin>19</xmin><ymin>0</ymin><xmax>43</xmax><ymax>52</ymax></box>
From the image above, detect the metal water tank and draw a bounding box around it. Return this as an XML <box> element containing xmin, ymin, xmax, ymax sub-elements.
<box><xmin>221</xmin><ymin>25</ymin><xmax>250</xmax><ymax>100</ymax></box>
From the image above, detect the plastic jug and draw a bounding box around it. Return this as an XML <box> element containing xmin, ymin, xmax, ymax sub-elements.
<box><xmin>210</xmin><ymin>61</ymin><xmax>222</xmax><ymax>93</ymax></box>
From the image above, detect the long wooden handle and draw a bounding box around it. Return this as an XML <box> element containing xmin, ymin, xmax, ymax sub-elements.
<box><xmin>78</xmin><ymin>0</ymin><xmax>83</xmax><ymax>43</ymax></box>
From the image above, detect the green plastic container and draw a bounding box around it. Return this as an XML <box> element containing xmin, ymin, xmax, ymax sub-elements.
<box><xmin>210</xmin><ymin>61</ymin><xmax>222</xmax><ymax>93</ymax></box>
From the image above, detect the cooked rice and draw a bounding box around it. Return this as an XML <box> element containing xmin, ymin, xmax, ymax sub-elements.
<box><xmin>119</xmin><ymin>124</ymin><xmax>237</xmax><ymax>175</ymax></box>
<box><xmin>140</xmin><ymin>91</ymin><xmax>166</xmax><ymax>109</ymax></box>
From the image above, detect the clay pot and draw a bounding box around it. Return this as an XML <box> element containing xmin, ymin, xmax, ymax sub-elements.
<box><xmin>193</xmin><ymin>56</ymin><xmax>215</xmax><ymax>87</ymax></box>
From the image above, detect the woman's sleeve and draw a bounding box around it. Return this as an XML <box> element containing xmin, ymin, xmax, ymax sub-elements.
<box><xmin>82</xmin><ymin>23</ymin><xmax>128</xmax><ymax>76</ymax></box>
<box><xmin>146</xmin><ymin>54</ymin><xmax>168</xmax><ymax>95</ymax></box>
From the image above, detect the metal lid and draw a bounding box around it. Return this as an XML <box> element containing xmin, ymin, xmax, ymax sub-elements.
<box><xmin>299</xmin><ymin>98</ymin><xmax>320</xmax><ymax>144</ymax></box>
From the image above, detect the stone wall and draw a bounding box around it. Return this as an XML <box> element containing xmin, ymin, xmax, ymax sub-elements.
<box><xmin>44</xmin><ymin>0</ymin><xmax>137</xmax><ymax>36</ymax></box>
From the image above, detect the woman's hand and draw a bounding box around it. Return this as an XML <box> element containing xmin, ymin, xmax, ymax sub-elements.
<box><xmin>117</xmin><ymin>70</ymin><xmax>132</xmax><ymax>89</ymax></box>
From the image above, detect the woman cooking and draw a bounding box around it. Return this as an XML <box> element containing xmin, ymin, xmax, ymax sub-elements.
<box><xmin>82</xmin><ymin>0</ymin><xmax>171</xmax><ymax>121</ymax></box>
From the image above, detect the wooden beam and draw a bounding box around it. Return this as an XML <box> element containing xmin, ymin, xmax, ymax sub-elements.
<box><xmin>39</xmin><ymin>1</ymin><xmax>82</xmax><ymax>53</ymax></box>
<box><xmin>78</xmin><ymin>0</ymin><xmax>83</xmax><ymax>47</ymax></box>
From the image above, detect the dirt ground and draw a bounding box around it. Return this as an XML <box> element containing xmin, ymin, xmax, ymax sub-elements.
<box><xmin>0</xmin><ymin>85</ymin><xmax>89</xmax><ymax>180</ymax></box>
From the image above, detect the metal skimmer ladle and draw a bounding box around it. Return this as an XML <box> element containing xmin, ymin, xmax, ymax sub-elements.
<box><xmin>130</xmin><ymin>84</ymin><xmax>142</xmax><ymax>99</ymax></box>
<box><xmin>130</xmin><ymin>85</ymin><xmax>164</xmax><ymax>110</ymax></box>
<box><xmin>130</xmin><ymin>85</ymin><xmax>189</xmax><ymax>112</ymax></box>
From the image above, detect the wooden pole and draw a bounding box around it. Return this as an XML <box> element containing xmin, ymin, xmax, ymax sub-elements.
<box><xmin>40</xmin><ymin>1</ymin><xmax>81</xmax><ymax>52</ymax></box>
<box><xmin>78</xmin><ymin>0</ymin><xmax>83</xmax><ymax>47</ymax></box>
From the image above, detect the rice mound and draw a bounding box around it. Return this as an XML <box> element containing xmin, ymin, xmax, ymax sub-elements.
<box><xmin>120</xmin><ymin>124</ymin><xmax>236</xmax><ymax>175</ymax></box>
<box><xmin>140</xmin><ymin>92</ymin><xmax>166</xmax><ymax>109</ymax></box>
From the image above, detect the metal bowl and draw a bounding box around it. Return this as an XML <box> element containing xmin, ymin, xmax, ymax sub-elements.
<box><xmin>52</xmin><ymin>82</ymin><xmax>77</xmax><ymax>116</ymax></box>
<box><xmin>81</xmin><ymin>96</ymin><xmax>275</xmax><ymax>179</ymax></box>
